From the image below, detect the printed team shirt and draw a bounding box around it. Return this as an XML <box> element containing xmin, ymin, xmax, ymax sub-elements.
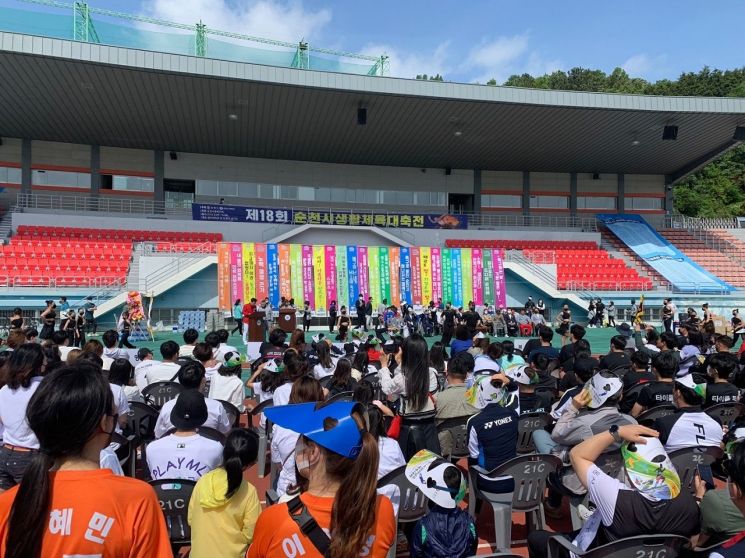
<box><xmin>636</xmin><ymin>382</ymin><xmax>674</xmax><ymax>410</ymax></box>
<box><xmin>653</xmin><ymin>407</ymin><xmax>724</xmax><ymax>453</ymax></box>
<box><xmin>0</xmin><ymin>469</ymin><xmax>171</xmax><ymax>557</ymax></box>
<box><xmin>705</xmin><ymin>383</ymin><xmax>741</xmax><ymax>408</ymax></box>
<box><xmin>146</xmin><ymin>433</ymin><xmax>223</xmax><ymax>481</ymax></box>
<box><xmin>247</xmin><ymin>493</ymin><xmax>396</xmax><ymax>558</ymax></box>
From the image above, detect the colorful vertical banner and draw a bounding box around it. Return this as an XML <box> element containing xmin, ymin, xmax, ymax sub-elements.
<box><xmin>441</xmin><ymin>248</ymin><xmax>452</xmax><ymax>304</ymax></box>
<box><xmin>289</xmin><ymin>244</ymin><xmax>303</xmax><ymax>304</ymax></box>
<box><xmin>482</xmin><ymin>248</ymin><xmax>494</xmax><ymax>305</ymax></box>
<box><xmin>389</xmin><ymin>247</ymin><xmax>400</xmax><ymax>306</ymax></box>
<box><xmin>325</xmin><ymin>246</ymin><xmax>337</xmax><ymax>309</ymax></box>
<box><xmin>229</xmin><ymin>243</ymin><xmax>243</xmax><ymax>308</ymax></box>
<box><xmin>400</xmin><ymin>248</ymin><xmax>412</xmax><ymax>305</ymax></box>
<box><xmin>301</xmin><ymin>245</ymin><xmax>314</xmax><ymax>308</ymax></box>
<box><xmin>493</xmin><ymin>249</ymin><xmax>507</xmax><ymax>308</ymax></box>
<box><xmin>254</xmin><ymin>243</ymin><xmax>268</xmax><ymax>302</ymax></box>
<box><xmin>242</xmin><ymin>243</ymin><xmax>255</xmax><ymax>303</ymax></box>
<box><xmin>357</xmin><ymin>247</ymin><xmax>369</xmax><ymax>299</ymax></box>
<box><xmin>379</xmin><ymin>247</ymin><xmax>390</xmax><ymax>304</ymax></box>
<box><xmin>431</xmin><ymin>247</ymin><xmax>442</xmax><ymax>303</ymax></box>
<box><xmin>410</xmin><ymin>247</ymin><xmax>421</xmax><ymax>305</ymax></box>
<box><xmin>461</xmin><ymin>248</ymin><xmax>473</xmax><ymax>306</ymax></box>
<box><xmin>278</xmin><ymin>244</ymin><xmax>291</xmax><ymax>302</ymax></box>
<box><xmin>312</xmin><ymin>245</ymin><xmax>326</xmax><ymax>311</ymax></box>
<box><xmin>267</xmin><ymin>243</ymin><xmax>280</xmax><ymax>307</ymax></box>
<box><xmin>217</xmin><ymin>243</ymin><xmax>231</xmax><ymax>310</ymax></box>
<box><xmin>451</xmin><ymin>248</ymin><xmax>462</xmax><ymax>307</ymax></box>
<box><xmin>368</xmin><ymin>247</ymin><xmax>381</xmax><ymax>305</ymax></box>
<box><xmin>336</xmin><ymin>246</ymin><xmax>348</xmax><ymax>311</ymax></box>
<box><xmin>472</xmin><ymin>249</ymin><xmax>483</xmax><ymax>306</ymax></box>
<box><xmin>420</xmin><ymin>247</ymin><xmax>432</xmax><ymax>305</ymax></box>
<box><xmin>347</xmin><ymin>246</ymin><xmax>359</xmax><ymax>308</ymax></box>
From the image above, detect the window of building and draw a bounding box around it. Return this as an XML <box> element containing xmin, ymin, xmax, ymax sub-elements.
<box><xmin>111</xmin><ymin>176</ymin><xmax>154</xmax><ymax>192</ymax></box>
<box><xmin>481</xmin><ymin>194</ymin><xmax>522</xmax><ymax>208</ymax></box>
<box><xmin>0</xmin><ymin>167</ymin><xmax>21</xmax><ymax>184</ymax></box>
<box><xmin>577</xmin><ymin>196</ymin><xmax>616</xmax><ymax>209</ymax></box>
<box><xmin>624</xmin><ymin>197</ymin><xmax>663</xmax><ymax>210</ymax></box>
<box><xmin>529</xmin><ymin>195</ymin><xmax>568</xmax><ymax>209</ymax></box>
<box><xmin>33</xmin><ymin>170</ymin><xmax>91</xmax><ymax>188</ymax></box>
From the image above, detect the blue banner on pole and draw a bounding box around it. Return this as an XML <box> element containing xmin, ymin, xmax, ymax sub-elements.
<box><xmin>400</xmin><ymin>247</ymin><xmax>412</xmax><ymax>305</ymax></box>
<box><xmin>346</xmin><ymin>246</ymin><xmax>359</xmax><ymax>309</ymax></box>
<box><xmin>192</xmin><ymin>203</ymin><xmax>468</xmax><ymax>229</ymax></box>
<box><xmin>267</xmin><ymin>243</ymin><xmax>280</xmax><ymax>307</ymax></box>
<box><xmin>451</xmin><ymin>248</ymin><xmax>463</xmax><ymax>307</ymax></box>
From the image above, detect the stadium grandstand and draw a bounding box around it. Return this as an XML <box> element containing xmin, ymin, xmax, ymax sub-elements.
<box><xmin>2</xmin><ymin>1</ymin><xmax>745</xmax><ymax>557</ymax></box>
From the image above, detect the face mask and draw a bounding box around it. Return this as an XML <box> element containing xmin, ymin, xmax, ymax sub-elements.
<box><xmin>294</xmin><ymin>439</ymin><xmax>311</xmax><ymax>478</ymax></box>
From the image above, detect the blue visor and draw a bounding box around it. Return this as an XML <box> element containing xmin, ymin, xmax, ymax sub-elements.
<box><xmin>264</xmin><ymin>401</ymin><xmax>364</xmax><ymax>460</ymax></box>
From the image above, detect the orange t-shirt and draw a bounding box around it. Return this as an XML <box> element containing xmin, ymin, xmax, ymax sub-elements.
<box><xmin>0</xmin><ymin>469</ymin><xmax>172</xmax><ymax>558</ymax></box>
<box><xmin>247</xmin><ymin>493</ymin><xmax>396</xmax><ymax>558</ymax></box>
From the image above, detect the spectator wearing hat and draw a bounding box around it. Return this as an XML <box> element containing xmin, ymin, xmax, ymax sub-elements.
<box><xmin>209</xmin><ymin>351</ymin><xmax>246</xmax><ymax>412</ymax></box>
<box><xmin>154</xmin><ymin>361</ymin><xmax>231</xmax><ymax>438</ymax></box>
<box><xmin>504</xmin><ymin>365</ymin><xmax>552</xmax><ymax>415</ymax></box>
<box><xmin>466</xmin><ymin>374</ymin><xmax>519</xmax><ymax>495</ymax></box>
<box><xmin>407</xmin><ymin>450</ymin><xmax>477</xmax><ymax>558</ymax></box>
<box><xmin>653</xmin><ymin>373</ymin><xmax>723</xmax><ymax>453</ymax></box>
<box><xmin>146</xmin><ymin>389</ymin><xmax>223</xmax><ymax>481</ymax></box>
<box><xmin>527</xmin><ymin>424</ymin><xmax>700</xmax><ymax>558</ymax></box>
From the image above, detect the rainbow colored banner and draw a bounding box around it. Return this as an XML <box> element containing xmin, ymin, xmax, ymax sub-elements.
<box><xmin>217</xmin><ymin>242</ymin><xmax>508</xmax><ymax>312</ymax></box>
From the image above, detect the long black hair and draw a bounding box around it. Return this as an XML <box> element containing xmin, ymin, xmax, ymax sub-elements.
<box><xmin>352</xmin><ymin>350</ymin><xmax>369</xmax><ymax>374</ymax></box>
<box><xmin>501</xmin><ymin>339</ymin><xmax>516</xmax><ymax>363</ymax></box>
<box><xmin>1</xmin><ymin>343</ymin><xmax>44</xmax><ymax>389</ymax></box>
<box><xmin>329</xmin><ymin>358</ymin><xmax>353</xmax><ymax>389</ymax></box>
<box><xmin>429</xmin><ymin>341</ymin><xmax>446</xmax><ymax>373</ymax></box>
<box><xmin>223</xmin><ymin>429</ymin><xmax>259</xmax><ymax>499</ymax></box>
<box><xmin>316</xmin><ymin>341</ymin><xmax>333</xmax><ymax>369</ymax></box>
<box><xmin>401</xmin><ymin>334</ymin><xmax>430</xmax><ymax>412</ymax></box>
<box><xmin>6</xmin><ymin>364</ymin><xmax>114</xmax><ymax>558</ymax></box>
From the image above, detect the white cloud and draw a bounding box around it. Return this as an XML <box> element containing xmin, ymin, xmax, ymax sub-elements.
<box><xmin>140</xmin><ymin>0</ymin><xmax>332</xmax><ymax>45</ymax></box>
<box><xmin>621</xmin><ymin>53</ymin><xmax>668</xmax><ymax>78</ymax></box>
<box><xmin>360</xmin><ymin>41</ymin><xmax>451</xmax><ymax>79</ymax></box>
<box><xmin>463</xmin><ymin>33</ymin><xmax>561</xmax><ymax>84</ymax></box>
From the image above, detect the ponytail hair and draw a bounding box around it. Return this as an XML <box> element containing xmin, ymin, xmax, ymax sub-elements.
<box><xmin>502</xmin><ymin>339</ymin><xmax>515</xmax><ymax>363</ymax></box>
<box><xmin>322</xmin><ymin>412</ymin><xmax>380</xmax><ymax>558</ymax></box>
<box><xmin>222</xmin><ymin>429</ymin><xmax>259</xmax><ymax>499</ymax></box>
<box><xmin>6</xmin><ymin>364</ymin><xmax>114</xmax><ymax>558</ymax></box>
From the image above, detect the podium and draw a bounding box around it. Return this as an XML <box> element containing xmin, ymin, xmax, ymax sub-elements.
<box><xmin>248</xmin><ymin>311</ymin><xmax>266</xmax><ymax>342</ymax></box>
<box><xmin>278</xmin><ymin>308</ymin><xmax>297</xmax><ymax>333</ymax></box>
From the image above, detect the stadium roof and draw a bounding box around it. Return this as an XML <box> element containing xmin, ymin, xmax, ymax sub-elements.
<box><xmin>1</xmin><ymin>31</ymin><xmax>745</xmax><ymax>181</ymax></box>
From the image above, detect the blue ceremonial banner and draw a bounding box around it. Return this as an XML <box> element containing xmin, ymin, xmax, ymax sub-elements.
<box><xmin>267</xmin><ymin>244</ymin><xmax>280</xmax><ymax>307</ymax></box>
<box><xmin>346</xmin><ymin>246</ymin><xmax>359</xmax><ymax>308</ymax></box>
<box><xmin>451</xmin><ymin>248</ymin><xmax>463</xmax><ymax>307</ymax></box>
<box><xmin>192</xmin><ymin>203</ymin><xmax>468</xmax><ymax>229</ymax></box>
<box><xmin>400</xmin><ymin>247</ymin><xmax>412</xmax><ymax>305</ymax></box>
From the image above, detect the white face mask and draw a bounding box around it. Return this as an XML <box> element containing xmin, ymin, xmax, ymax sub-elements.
<box><xmin>294</xmin><ymin>439</ymin><xmax>311</xmax><ymax>478</ymax></box>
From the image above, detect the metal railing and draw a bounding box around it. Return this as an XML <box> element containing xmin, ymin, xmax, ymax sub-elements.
<box><xmin>141</xmin><ymin>251</ymin><xmax>213</xmax><ymax>293</ymax></box>
<box><xmin>666</xmin><ymin>214</ymin><xmax>740</xmax><ymax>230</ymax></box>
<box><xmin>15</xmin><ymin>193</ymin><xmax>599</xmax><ymax>231</ymax></box>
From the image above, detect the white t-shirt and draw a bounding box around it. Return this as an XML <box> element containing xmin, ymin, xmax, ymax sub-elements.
<box><xmin>146</xmin><ymin>433</ymin><xmax>223</xmax><ymax>481</ymax></box>
<box><xmin>204</xmin><ymin>364</ymin><xmax>221</xmax><ymax>384</ymax></box>
<box><xmin>0</xmin><ymin>377</ymin><xmax>43</xmax><ymax>448</ymax></box>
<box><xmin>208</xmin><ymin>374</ymin><xmax>245</xmax><ymax>412</ymax></box>
<box><xmin>123</xmin><ymin>385</ymin><xmax>144</xmax><ymax>403</ymax></box>
<box><xmin>104</xmin><ymin>347</ymin><xmax>130</xmax><ymax>361</ymax></box>
<box><xmin>102</xmin><ymin>355</ymin><xmax>114</xmax><ymax>372</ymax></box>
<box><xmin>272</xmin><ymin>425</ymin><xmax>300</xmax><ymax>497</ymax></box>
<box><xmin>251</xmin><ymin>383</ymin><xmax>273</xmax><ymax>429</ymax></box>
<box><xmin>179</xmin><ymin>344</ymin><xmax>196</xmax><ymax>359</ymax></box>
<box><xmin>154</xmin><ymin>396</ymin><xmax>231</xmax><ymax>439</ymax></box>
<box><xmin>313</xmin><ymin>363</ymin><xmax>336</xmax><ymax>380</ymax></box>
<box><xmin>377</xmin><ymin>436</ymin><xmax>405</xmax><ymax>516</ymax></box>
<box><xmin>215</xmin><ymin>343</ymin><xmax>239</xmax><ymax>363</ymax></box>
<box><xmin>144</xmin><ymin>361</ymin><xmax>181</xmax><ymax>385</ymax></box>
<box><xmin>135</xmin><ymin>359</ymin><xmax>161</xmax><ymax>391</ymax></box>
<box><xmin>58</xmin><ymin>345</ymin><xmax>75</xmax><ymax>360</ymax></box>
<box><xmin>100</xmin><ymin>447</ymin><xmax>124</xmax><ymax>476</ymax></box>
<box><xmin>272</xmin><ymin>382</ymin><xmax>293</xmax><ymax>408</ymax></box>
<box><xmin>110</xmin><ymin>383</ymin><xmax>131</xmax><ymax>417</ymax></box>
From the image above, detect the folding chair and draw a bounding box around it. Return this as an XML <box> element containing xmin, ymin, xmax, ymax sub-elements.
<box><xmin>436</xmin><ymin>416</ymin><xmax>470</xmax><ymax>461</ymax></box>
<box><xmin>251</xmin><ymin>399</ymin><xmax>274</xmax><ymax>478</ymax></box>
<box><xmin>142</xmin><ymin>381</ymin><xmax>184</xmax><ymax>410</ymax></box>
<box><xmin>547</xmin><ymin>533</ymin><xmax>689</xmax><ymax>558</ymax></box>
<box><xmin>149</xmin><ymin>479</ymin><xmax>197</xmax><ymax>549</ymax></box>
<box><xmin>517</xmin><ymin>412</ymin><xmax>552</xmax><ymax>454</ymax></box>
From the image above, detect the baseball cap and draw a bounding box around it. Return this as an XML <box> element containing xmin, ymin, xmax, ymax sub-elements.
<box><xmin>675</xmin><ymin>373</ymin><xmax>707</xmax><ymax>399</ymax></box>
<box><xmin>405</xmin><ymin>450</ymin><xmax>467</xmax><ymax>509</ymax></box>
<box><xmin>171</xmin><ymin>390</ymin><xmax>209</xmax><ymax>430</ymax></box>
<box><xmin>223</xmin><ymin>351</ymin><xmax>242</xmax><ymax>368</ymax></box>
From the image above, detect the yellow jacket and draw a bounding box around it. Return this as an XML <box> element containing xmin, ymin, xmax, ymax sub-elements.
<box><xmin>187</xmin><ymin>467</ymin><xmax>261</xmax><ymax>558</ymax></box>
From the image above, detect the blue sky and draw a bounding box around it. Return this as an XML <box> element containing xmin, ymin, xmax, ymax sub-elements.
<box><xmin>8</xmin><ymin>0</ymin><xmax>745</xmax><ymax>83</ymax></box>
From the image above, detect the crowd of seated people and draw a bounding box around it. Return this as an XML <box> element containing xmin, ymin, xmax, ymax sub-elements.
<box><xmin>1</xmin><ymin>305</ymin><xmax>745</xmax><ymax>558</ymax></box>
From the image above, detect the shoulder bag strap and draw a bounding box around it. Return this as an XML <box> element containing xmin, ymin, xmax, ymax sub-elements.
<box><xmin>286</xmin><ymin>496</ymin><xmax>331</xmax><ymax>557</ymax></box>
